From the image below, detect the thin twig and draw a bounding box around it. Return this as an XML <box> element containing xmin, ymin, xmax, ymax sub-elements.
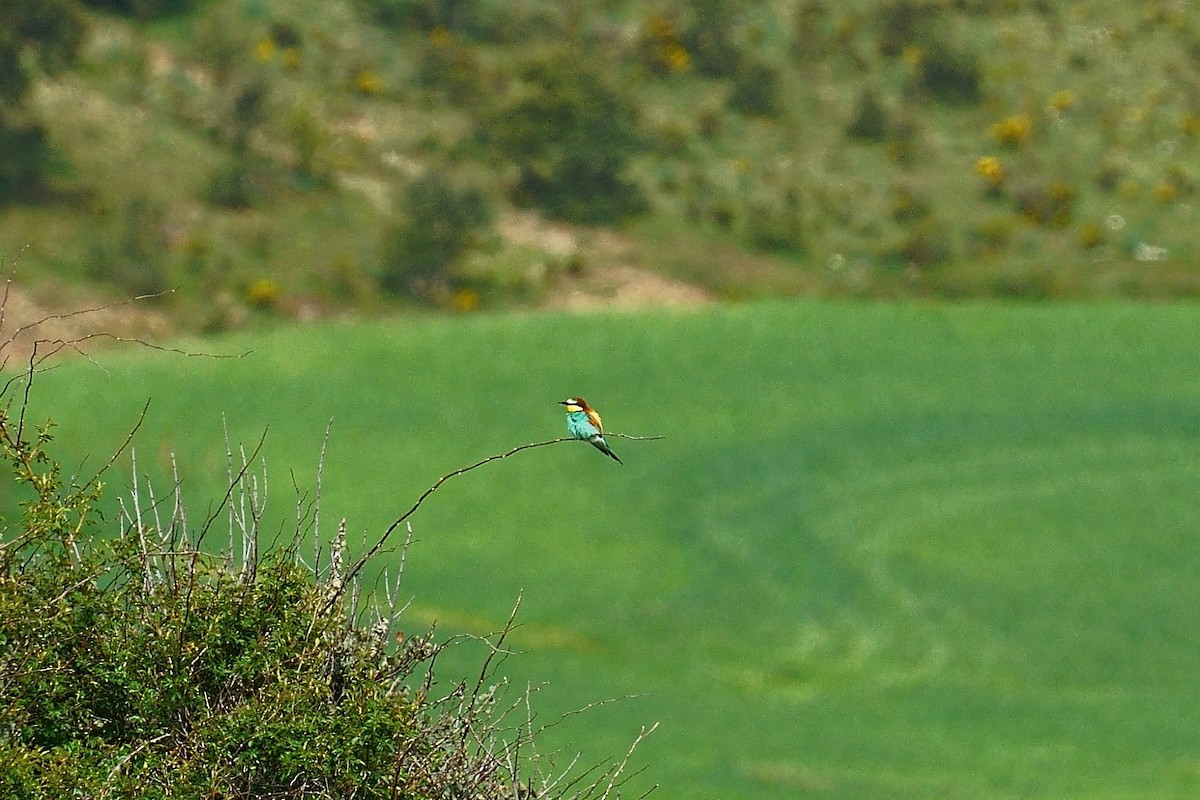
<box><xmin>0</xmin><ymin>255</ymin><xmax>20</xmax><ymax>335</ymax></box>
<box><xmin>605</xmin><ymin>434</ymin><xmax>666</xmax><ymax>441</ymax></box>
<box><xmin>79</xmin><ymin>397</ymin><xmax>151</xmax><ymax>496</ymax></box>
<box><xmin>603</xmin><ymin>722</ymin><xmax>660</xmax><ymax>798</ymax></box>
<box><xmin>338</xmin><ymin>433</ymin><xmax>664</xmax><ymax>591</ymax></box>
<box><xmin>315</xmin><ymin>417</ymin><xmax>333</xmax><ymax>571</ymax></box>
<box><xmin>195</xmin><ymin>427</ymin><xmax>269</xmax><ymax>552</ymax></box>
<box><xmin>2</xmin><ymin>290</ymin><xmax>178</xmax><ymax>354</ymax></box>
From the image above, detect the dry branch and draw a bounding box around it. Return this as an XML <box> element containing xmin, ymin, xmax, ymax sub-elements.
<box><xmin>340</xmin><ymin>432</ymin><xmax>665</xmax><ymax>589</ymax></box>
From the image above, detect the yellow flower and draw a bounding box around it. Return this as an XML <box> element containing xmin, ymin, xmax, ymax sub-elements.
<box><xmin>254</xmin><ymin>37</ymin><xmax>277</xmax><ymax>63</ymax></box>
<box><xmin>354</xmin><ymin>70</ymin><xmax>383</xmax><ymax>96</ymax></box>
<box><xmin>1049</xmin><ymin>90</ymin><xmax>1075</xmax><ymax>112</ymax></box>
<box><xmin>974</xmin><ymin>155</ymin><xmax>1004</xmax><ymax>187</ymax></box>
<box><xmin>430</xmin><ymin>26</ymin><xmax>451</xmax><ymax>46</ymax></box>
<box><xmin>247</xmin><ymin>278</ymin><xmax>281</xmax><ymax>308</ymax></box>
<box><xmin>664</xmin><ymin>43</ymin><xmax>692</xmax><ymax>72</ymax></box>
<box><xmin>452</xmin><ymin>288</ymin><xmax>479</xmax><ymax>313</ymax></box>
<box><xmin>989</xmin><ymin>113</ymin><xmax>1032</xmax><ymax>147</ymax></box>
<box><xmin>901</xmin><ymin>45</ymin><xmax>923</xmax><ymax>66</ymax></box>
<box><xmin>1153</xmin><ymin>181</ymin><xmax>1177</xmax><ymax>204</ymax></box>
<box><xmin>1078</xmin><ymin>222</ymin><xmax>1103</xmax><ymax>249</ymax></box>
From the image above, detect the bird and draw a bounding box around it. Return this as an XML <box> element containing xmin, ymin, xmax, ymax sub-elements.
<box><xmin>559</xmin><ymin>397</ymin><xmax>622</xmax><ymax>464</ymax></box>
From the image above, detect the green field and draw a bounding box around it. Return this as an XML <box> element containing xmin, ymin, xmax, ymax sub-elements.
<box><xmin>24</xmin><ymin>300</ymin><xmax>1200</xmax><ymax>798</ymax></box>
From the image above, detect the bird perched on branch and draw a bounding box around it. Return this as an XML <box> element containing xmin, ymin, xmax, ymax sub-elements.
<box><xmin>559</xmin><ymin>397</ymin><xmax>622</xmax><ymax>464</ymax></box>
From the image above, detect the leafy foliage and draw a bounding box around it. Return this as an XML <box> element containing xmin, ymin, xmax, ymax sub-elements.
<box><xmin>0</xmin><ymin>0</ymin><xmax>85</xmax><ymax>202</ymax></box>
<box><xmin>79</xmin><ymin>0</ymin><xmax>198</xmax><ymax>19</ymax></box>
<box><xmin>379</xmin><ymin>172</ymin><xmax>494</xmax><ymax>299</ymax></box>
<box><xmin>7</xmin><ymin>0</ymin><xmax>1200</xmax><ymax>316</ymax></box>
<box><xmin>363</xmin><ymin>0</ymin><xmax>486</xmax><ymax>35</ymax></box>
<box><xmin>482</xmin><ymin>48</ymin><xmax>647</xmax><ymax>224</ymax></box>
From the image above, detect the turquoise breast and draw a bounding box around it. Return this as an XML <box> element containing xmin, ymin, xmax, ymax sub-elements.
<box><xmin>566</xmin><ymin>410</ymin><xmax>597</xmax><ymax>439</ymax></box>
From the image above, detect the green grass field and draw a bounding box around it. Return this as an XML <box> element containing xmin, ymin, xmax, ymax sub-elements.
<box><xmin>23</xmin><ymin>300</ymin><xmax>1200</xmax><ymax>798</ymax></box>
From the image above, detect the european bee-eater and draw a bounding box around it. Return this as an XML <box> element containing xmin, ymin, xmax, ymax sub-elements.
<box><xmin>559</xmin><ymin>397</ymin><xmax>622</xmax><ymax>464</ymax></box>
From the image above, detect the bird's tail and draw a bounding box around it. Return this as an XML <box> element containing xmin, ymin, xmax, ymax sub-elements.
<box><xmin>590</xmin><ymin>435</ymin><xmax>623</xmax><ymax>464</ymax></box>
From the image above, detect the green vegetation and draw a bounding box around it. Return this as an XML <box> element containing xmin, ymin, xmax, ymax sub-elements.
<box><xmin>26</xmin><ymin>299</ymin><xmax>1200</xmax><ymax>798</ymax></box>
<box><xmin>0</xmin><ymin>345</ymin><xmax>650</xmax><ymax>797</ymax></box>
<box><xmin>480</xmin><ymin>47</ymin><xmax>648</xmax><ymax>224</ymax></box>
<box><xmin>3</xmin><ymin>0</ymin><xmax>1200</xmax><ymax>322</ymax></box>
<box><xmin>380</xmin><ymin>171</ymin><xmax>494</xmax><ymax>301</ymax></box>
<box><xmin>0</xmin><ymin>0</ymin><xmax>86</xmax><ymax>201</ymax></box>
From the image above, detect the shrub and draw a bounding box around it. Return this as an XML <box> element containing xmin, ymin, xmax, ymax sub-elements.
<box><xmin>413</xmin><ymin>30</ymin><xmax>485</xmax><ymax>105</ymax></box>
<box><xmin>0</xmin><ymin>119</ymin><xmax>53</xmax><ymax>204</ymax></box>
<box><xmin>637</xmin><ymin>12</ymin><xmax>692</xmax><ymax>76</ymax></box>
<box><xmin>0</xmin><ymin>319</ymin><xmax>653</xmax><ymax>798</ymax></box>
<box><xmin>0</xmin><ymin>0</ymin><xmax>85</xmax><ymax>99</ymax></box>
<box><xmin>0</xmin><ymin>0</ymin><xmax>86</xmax><ymax>202</ymax></box>
<box><xmin>1013</xmin><ymin>180</ymin><xmax>1076</xmax><ymax>228</ymax></box>
<box><xmin>362</xmin><ymin>0</ymin><xmax>485</xmax><ymax>36</ymax></box>
<box><xmin>876</xmin><ymin>0</ymin><xmax>939</xmax><ymax>58</ymax></box>
<box><xmin>0</xmin><ymin>415</ymin><xmax>502</xmax><ymax>797</ymax></box>
<box><xmin>727</xmin><ymin>60</ymin><xmax>782</xmax><ymax>118</ymax></box>
<box><xmin>378</xmin><ymin>172</ymin><xmax>494</xmax><ymax>299</ymax></box>
<box><xmin>79</xmin><ymin>0</ymin><xmax>198</xmax><ymax>19</ymax></box>
<box><xmin>990</xmin><ymin>113</ymin><xmax>1033</xmax><ymax>148</ymax></box>
<box><xmin>86</xmin><ymin>196</ymin><xmax>172</xmax><ymax>296</ymax></box>
<box><xmin>482</xmin><ymin>48</ymin><xmax>646</xmax><ymax>224</ymax></box>
<box><xmin>791</xmin><ymin>1</ymin><xmax>832</xmax><ymax>63</ymax></box>
<box><xmin>679</xmin><ymin>0</ymin><xmax>746</xmax><ymax>77</ymax></box>
<box><xmin>879</xmin><ymin>217</ymin><xmax>954</xmax><ymax>268</ymax></box>
<box><xmin>207</xmin><ymin>152</ymin><xmax>276</xmax><ymax>209</ymax></box>
<box><xmin>847</xmin><ymin>87</ymin><xmax>890</xmax><ymax>141</ymax></box>
<box><xmin>913</xmin><ymin>42</ymin><xmax>981</xmax><ymax>105</ymax></box>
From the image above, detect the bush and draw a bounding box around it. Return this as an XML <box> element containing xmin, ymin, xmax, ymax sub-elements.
<box><xmin>0</xmin><ymin>416</ymin><xmax>495</xmax><ymax>797</ymax></box>
<box><xmin>0</xmin><ymin>330</ymin><xmax>652</xmax><ymax>798</ymax></box>
<box><xmin>362</xmin><ymin>0</ymin><xmax>485</xmax><ymax>35</ymax></box>
<box><xmin>482</xmin><ymin>48</ymin><xmax>646</xmax><ymax>224</ymax></box>
<box><xmin>0</xmin><ymin>0</ymin><xmax>85</xmax><ymax>202</ymax></box>
<box><xmin>0</xmin><ymin>118</ymin><xmax>53</xmax><ymax>204</ymax></box>
<box><xmin>86</xmin><ymin>196</ymin><xmax>172</xmax><ymax>296</ymax></box>
<box><xmin>679</xmin><ymin>0</ymin><xmax>746</xmax><ymax>77</ymax></box>
<box><xmin>0</xmin><ymin>0</ymin><xmax>85</xmax><ymax>98</ymax></box>
<box><xmin>913</xmin><ymin>42</ymin><xmax>981</xmax><ymax>105</ymax></box>
<box><xmin>378</xmin><ymin>173</ymin><xmax>493</xmax><ymax>299</ymax></box>
<box><xmin>79</xmin><ymin>0</ymin><xmax>197</xmax><ymax>19</ymax></box>
<box><xmin>727</xmin><ymin>60</ymin><xmax>782</xmax><ymax>118</ymax></box>
<box><xmin>847</xmin><ymin>87</ymin><xmax>890</xmax><ymax>141</ymax></box>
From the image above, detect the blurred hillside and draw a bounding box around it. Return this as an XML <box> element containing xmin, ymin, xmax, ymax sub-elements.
<box><xmin>3</xmin><ymin>0</ymin><xmax>1200</xmax><ymax>329</ymax></box>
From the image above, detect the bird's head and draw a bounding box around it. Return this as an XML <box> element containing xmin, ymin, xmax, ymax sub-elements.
<box><xmin>559</xmin><ymin>397</ymin><xmax>587</xmax><ymax>413</ymax></box>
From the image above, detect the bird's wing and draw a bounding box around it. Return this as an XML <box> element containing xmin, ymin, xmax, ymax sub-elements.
<box><xmin>586</xmin><ymin>408</ymin><xmax>604</xmax><ymax>432</ymax></box>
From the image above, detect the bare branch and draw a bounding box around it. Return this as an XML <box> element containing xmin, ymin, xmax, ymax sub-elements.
<box><xmin>30</xmin><ymin>331</ymin><xmax>252</xmax><ymax>362</ymax></box>
<box><xmin>195</xmin><ymin>427</ymin><xmax>270</xmax><ymax>552</ymax></box>
<box><xmin>1</xmin><ymin>289</ymin><xmax>177</xmax><ymax>354</ymax></box>
<box><xmin>340</xmin><ymin>432</ymin><xmax>664</xmax><ymax>590</ymax></box>
<box><xmin>79</xmin><ymin>398</ymin><xmax>151</xmax><ymax>496</ymax></box>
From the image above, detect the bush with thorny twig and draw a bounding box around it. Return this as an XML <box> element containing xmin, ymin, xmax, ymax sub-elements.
<box><xmin>0</xmin><ymin>276</ymin><xmax>657</xmax><ymax>799</ymax></box>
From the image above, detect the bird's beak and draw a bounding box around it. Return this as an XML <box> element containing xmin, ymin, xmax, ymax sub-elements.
<box><xmin>557</xmin><ymin>400</ymin><xmax>569</xmax><ymax>405</ymax></box>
